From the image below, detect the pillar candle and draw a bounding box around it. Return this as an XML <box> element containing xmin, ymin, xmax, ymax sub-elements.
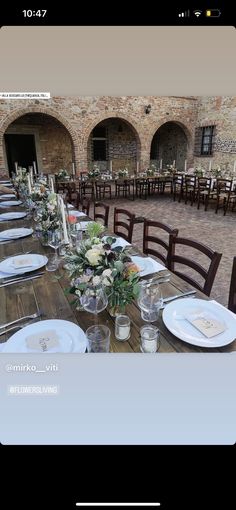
<box><xmin>50</xmin><ymin>177</ymin><xmax>55</xmax><ymax>193</ymax></box>
<box><xmin>160</xmin><ymin>159</ymin><xmax>163</xmax><ymax>170</ymax></box>
<box><xmin>209</xmin><ymin>160</ymin><xmax>212</xmax><ymax>172</ymax></box>
<box><xmin>136</xmin><ymin>161</ymin><xmax>139</xmax><ymax>174</ymax></box>
<box><xmin>27</xmin><ymin>175</ymin><xmax>32</xmax><ymax>194</ymax></box>
<box><xmin>173</xmin><ymin>160</ymin><xmax>175</xmax><ymax>168</ymax></box>
<box><xmin>109</xmin><ymin>160</ymin><xmax>112</xmax><ymax>173</ymax></box>
<box><xmin>29</xmin><ymin>168</ymin><xmax>34</xmax><ymax>186</ymax></box>
<box><xmin>184</xmin><ymin>160</ymin><xmax>187</xmax><ymax>172</ymax></box>
<box><xmin>33</xmin><ymin>161</ymin><xmax>37</xmax><ymax>176</ymax></box>
<box><xmin>15</xmin><ymin>162</ymin><xmax>18</xmax><ymax>174</ymax></box>
<box><xmin>59</xmin><ymin>195</ymin><xmax>69</xmax><ymax>244</ymax></box>
<box><xmin>72</xmin><ymin>163</ymin><xmax>75</xmax><ymax>176</ymax></box>
<box><xmin>234</xmin><ymin>160</ymin><xmax>236</xmax><ymax>174</ymax></box>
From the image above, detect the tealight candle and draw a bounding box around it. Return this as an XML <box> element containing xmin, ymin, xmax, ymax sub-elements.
<box><xmin>115</xmin><ymin>315</ymin><xmax>130</xmax><ymax>341</ymax></box>
<box><xmin>140</xmin><ymin>325</ymin><xmax>159</xmax><ymax>353</ymax></box>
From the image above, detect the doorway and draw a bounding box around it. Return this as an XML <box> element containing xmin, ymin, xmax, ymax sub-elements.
<box><xmin>4</xmin><ymin>134</ymin><xmax>37</xmax><ymax>176</ymax></box>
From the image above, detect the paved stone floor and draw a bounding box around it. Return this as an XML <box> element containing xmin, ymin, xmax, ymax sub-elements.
<box><xmin>101</xmin><ymin>194</ymin><xmax>236</xmax><ymax>307</ymax></box>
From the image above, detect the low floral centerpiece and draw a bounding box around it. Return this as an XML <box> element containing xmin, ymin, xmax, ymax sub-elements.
<box><xmin>35</xmin><ymin>192</ymin><xmax>61</xmax><ymax>243</ymax></box>
<box><xmin>116</xmin><ymin>168</ymin><xmax>129</xmax><ymax>179</ymax></box>
<box><xmin>65</xmin><ymin>222</ymin><xmax>140</xmax><ymax>315</ymax></box>
<box><xmin>194</xmin><ymin>165</ymin><xmax>204</xmax><ymax>177</ymax></box>
<box><xmin>57</xmin><ymin>168</ymin><xmax>70</xmax><ymax>180</ymax></box>
<box><xmin>212</xmin><ymin>165</ymin><xmax>222</xmax><ymax>178</ymax></box>
<box><xmin>87</xmin><ymin>164</ymin><xmax>101</xmax><ymax>179</ymax></box>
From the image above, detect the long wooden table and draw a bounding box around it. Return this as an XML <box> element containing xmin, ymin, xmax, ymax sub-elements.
<box><xmin>0</xmin><ymin>207</ymin><xmax>235</xmax><ymax>353</ymax></box>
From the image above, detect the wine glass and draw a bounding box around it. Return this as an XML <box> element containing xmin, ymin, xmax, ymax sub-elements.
<box><xmin>80</xmin><ymin>283</ymin><xmax>108</xmax><ymax>321</ymax></box>
<box><xmin>137</xmin><ymin>281</ymin><xmax>163</xmax><ymax>322</ymax></box>
<box><xmin>47</xmin><ymin>229</ymin><xmax>63</xmax><ymax>269</ymax></box>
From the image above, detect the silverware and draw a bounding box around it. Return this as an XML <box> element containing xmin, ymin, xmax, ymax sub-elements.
<box><xmin>0</xmin><ymin>320</ymin><xmax>39</xmax><ymax>337</ymax></box>
<box><xmin>0</xmin><ymin>270</ymin><xmax>44</xmax><ymax>283</ymax></box>
<box><xmin>0</xmin><ymin>311</ymin><xmax>41</xmax><ymax>331</ymax></box>
<box><xmin>0</xmin><ymin>274</ymin><xmax>43</xmax><ymax>288</ymax></box>
<box><xmin>163</xmin><ymin>290</ymin><xmax>196</xmax><ymax>303</ymax></box>
<box><xmin>144</xmin><ymin>273</ymin><xmax>171</xmax><ymax>283</ymax></box>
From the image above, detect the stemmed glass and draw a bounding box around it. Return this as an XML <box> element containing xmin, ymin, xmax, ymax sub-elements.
<box><xmin>137</xmin><ymin>281</ymin><xmax>163</xmax><ymax>322</ymax></box>
<box><xmin>47</xmin><ymin>229</ymin><xmax>64</xmax><ymax>269</ymax></box>
<box><xmin>80</xmin><ymin>283</ymin><xmax>108</xmax><ymax>322</ymax></box>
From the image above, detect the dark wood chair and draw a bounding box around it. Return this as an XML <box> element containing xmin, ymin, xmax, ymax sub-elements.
<box><xmin>169</xmin><ymin>237</ymin><xmax>222</xmax><ymax>296</ymax></box>
<box><xmin>173</xmin><ymin>173</ymin><xmax>184</xmax><ymax>202</ymax></box>
<box><xmin>94</xmin><ymin>202</ymin><xmax>110</xmax><ymax>227</ymax></box>
<box><xmin>136</xmin><ymin>178</ymin><xmax>149</xmax><ymax>199</ymax></box>
<box><xmin>143</xmin><ymin>220</ymin><xmax>179</xmax><ymax>267</ymax></box>
<box><xmin>114</xmin><ymin>208</ymin><xmax>135</xmax><ymax>243</ymax></box>
<box><xmin>228</xmin><ymin>256</ymin><xmax>236</xmax><ymax>313</ymax></box>
<box><xmin>197</xmin><ymin>177</ymin><xmax>212</xmax><ymax>210</ymax></box>
<box><xmin>80</xmin><ymin>180</ymin><xmax>95</xmax><ymax>200</ymax></box>
<box><xmin>182</xmin><ymin>175</ymin><xmax>197</xmax><ymax>205</ymax></box>
<box><xmin>95</xmin><ymin>181</ymin><xmax>112</xmax><ymax>200</ymax></box>
<box><xmin>79</xmin><ymin>197</ymin><xmax>90</xmax><ymax>216</ymax></box>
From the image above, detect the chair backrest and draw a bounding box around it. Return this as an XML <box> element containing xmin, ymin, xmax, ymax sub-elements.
<box><xmin>169</xmin><ymin>237</ymin><xmax>222</xmax><ymax>296</ymax></box>
<box><xmin>143</xmin><ymin>219</ymin><xmax>179</xmax><ymax>266</ymax></box>
<box><xmin>94</xmin><ymin>202</ymin><xmax>110</xmax><ymax>227</ymax></box>
<box><xmin>80</xmin><ymin>197</ymin><xmax>90</xmax><ymax>216</ymax></box>
<box><xmin>114</xmin><ymin>208</ymin><xmax>135</xmax><ymax>243</ymax></box>
<box><xmin>228</xmin><ymin>256</ymin><xmax>236</xmax><ymax>313</ymax></box>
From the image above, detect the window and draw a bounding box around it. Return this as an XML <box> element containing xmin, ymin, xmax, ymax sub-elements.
<box><xmin>194</xmin><ymin>125</ymin><xmax>215</xmax><ymax>156</ymax></box>
<box><xmin>92</xmin><ymin>126</ymin><xmax>107</xmax><ymax>160</ymax></box>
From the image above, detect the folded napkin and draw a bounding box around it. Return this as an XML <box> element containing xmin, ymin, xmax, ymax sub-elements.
<box><xmin>71</xmin><ymin>210</ymin><xmax>87</xmax><ymax>217</ymax></box>
<box><xmin>25</xmin><ymin>330</ymin><xmax>60</xmax><ymax>351</ymax></box>
<box><xmin>78</xmin><ymin>221</ymin><xmax>90</xmax><ymax>230</ymax></box>
<box><xmin>131</xmin><ymin>256</ymin><xmax>166</xmax><ymax>277</ymax></box>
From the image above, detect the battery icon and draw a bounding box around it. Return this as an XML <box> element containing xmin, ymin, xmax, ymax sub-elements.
<box><xmin>206</xmin><ymin>9</ymin><xmax>221</xmax><ymax>17</ymax></box>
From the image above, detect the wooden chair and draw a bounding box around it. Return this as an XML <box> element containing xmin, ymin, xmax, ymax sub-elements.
<box><xmin>95</xmin><ymin>181</ymin><xmax>112</xmax><ymax>200</ymax></box>
<box><xmin>173</xmin><ymin>173</ymin><xmax>184</xmax><ymax>202</ymax></box>
<box><xmin>182</xmin><ymin>175</ymin><xmax>197</xmax><ymax>205</ymax></box>
<box><xmin>79</xmin><ymin>197</ymin><xmax>90</xmax><ymax>216</ymax></box>
<box><xmin>94</xmin><ymin>202</ymin><xmax>110</xmax><ymax>227</ymax></box>
<box><xmin>169</xmin><ymin>237</ymin><xmax>222</xmax><ymax>296</ymax></box>
<box><xmin>114</xmin><ymin>208</ymin><xmax>135</xmax><ymax>243</ymax></box>
<box><xmin>197</xmin><ymin>177</ymin><xmax>212</xmax><ymax>210</ymax></box>
<box><xmin>228</xmin><ymin>256</ymin><xmax>236</xmax><ymax>313</ymax></box>
<box><xmin>143</xmin><ymin>220</ymin><xmax>179</xmax><ymax>267</ymax></box>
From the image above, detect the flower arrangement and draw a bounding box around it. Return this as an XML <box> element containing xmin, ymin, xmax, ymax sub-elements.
<box><xmin>212</xmin><ymin>165</ymin><xmax>222</xmax><ymax>178</ymax></box>
<box><xmin>166</xmin><ymin>164</ymin><xmax>175</xmax><ymax>173</ymax></box>
<box><xmin>88</xmin><ymin>165</ymin><xmax>101</xmax><ymax>179</ymax></box>
<box><xmin>194</xmin><ymin>165</ymin><xmax>204</xmax><ymax>177</ymax></box>
<box><xmin>117</xmin><ymin>168</ymin><xmax>129</xmax><ymax>178</ymax></box>
<box><xmin>36</xmin><ymin>192</ymin><xmax>61</xmax><ymax>233</ymax></box>
<box><xmin>30</xmin><ymin>184</ymin><xmax>49</xmax><ymax>205</ymax></box>
<box><xmin>65</xmin><ymin>222</ymin><xmax>140</xmax><ymax>314</ymax></box>
<box><xmin>58</xmin><ymin>169</ymin><xmax>69</xmax><ymax>180</ymax></box>
<box><xmin>14</xmin><ymin>168</ymin><xmax>28</xmax><ymax>187</ymax></box>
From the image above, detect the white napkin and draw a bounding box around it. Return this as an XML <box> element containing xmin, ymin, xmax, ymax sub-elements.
<box><xmin>131</xmin><ymin>256</ymin><xmax>166</xmax><ymax>276</ymax></box>
<box><xmin>70</xmin><ymin>210</ymin><xmax>87</xmax><ymax>217</ymax></box>
<box><xmin>185</xmin><ymin>309</ymin><xmax>226</xmax><ymax>338</ymax></box>
<box><xmin>25</xmin><ymin>330</ymin><xmax>60</xmax><ymax>351</ymax></box>
<box><xmin>78</xmin><ymin>221</ymin><xmax>90</xmax><ymax>230</ymax></box>
<box><xmin>11</xmin><ymin>257</ymin><xmax>34</xmax><ymax>269</ymax></box>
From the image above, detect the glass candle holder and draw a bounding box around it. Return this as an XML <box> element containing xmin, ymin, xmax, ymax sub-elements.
<box><xmin>140</xmin><ymin>325</ymin><xmax>160</xmax><ymax>353</ymax></box>
<box><xmin>115</xmin><ymin>315</ymin><xmax>131</xmax><ymax>341</ymax></box>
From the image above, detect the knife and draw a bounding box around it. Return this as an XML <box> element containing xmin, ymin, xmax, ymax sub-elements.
<box><xmin>163</xmin><ymin>289</ymin><xmax>197</xmax><ymax>303</ymax></box>
<box><xmin>0</xmin><ymin>274</ymin><xmax>43</xmax><ymax>288</ymax></box>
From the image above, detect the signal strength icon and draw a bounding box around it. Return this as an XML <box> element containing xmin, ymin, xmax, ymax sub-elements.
<box><xmin>193</xmin><ymin>10</ymin><xmax>202</xmax><ymax>17</ymax></box>
<box><xmin>178</xmin><ymin>10</ymin><xmax>190</xmax><ymax>17</ymax></box>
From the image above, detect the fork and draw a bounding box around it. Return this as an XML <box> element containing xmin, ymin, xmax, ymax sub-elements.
<box><xmin>0</xmin><ymin>311</ymin><xmax>41</xmax><ymax>331</ymax></box>
<box><xmin>0</xmin><ymin>320</ymin><xmax>39</xmax><ymax>337</ymax></box>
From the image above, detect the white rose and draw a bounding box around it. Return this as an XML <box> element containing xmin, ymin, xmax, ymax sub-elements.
<box><xmin>92</xmin><ymin>275</ymin><xmax>101</xmax><ymax>285</ymax></box>
<box><xmin>85</xmin><ymin>248</ymin><xmax>102</xmax><ymax>266</ymax></box>
<box><xmin>102</xmin><ymin>268</ymin><xmax>112</xmax><ymax>278</ymax></box>
<box><xmin>102</xmin><ymin>276</ymin><xmax>113</xmax><ymax>286</ymax></box>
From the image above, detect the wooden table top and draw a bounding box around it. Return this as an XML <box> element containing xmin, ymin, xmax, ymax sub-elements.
<box><xmin>0</xmin><ymin>206</ymin><xmax>235</xmax><ymax>353</ymax></box>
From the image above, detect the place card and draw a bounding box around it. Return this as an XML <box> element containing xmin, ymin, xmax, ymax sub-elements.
<box><xmin>25</xmin><ymin>330</ymin><xmax>60</xmax><ymax>351</ymax></box>
<box><xmin>186</xmin><ymin>313</ymin><xmax>226</xmax><ymax>338</ymax></box>
<box><xmin>12</xmin><ymin>257</ymin><xmax>33</xmax><ymax>268</ymax></box>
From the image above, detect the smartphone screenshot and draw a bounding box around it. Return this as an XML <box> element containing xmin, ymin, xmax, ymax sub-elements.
<box><xmin>0</xmin><ymin>5</ymin><xmax>235</xmax><ymax>508</ymax></box>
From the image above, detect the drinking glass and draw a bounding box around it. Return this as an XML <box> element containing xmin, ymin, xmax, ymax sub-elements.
<box><xmin>47</xmin><ymin>229</ymin><xmax>63</xmax><ymax>269</ymax></box>
<box><xmin>80</xmin><ymin>284</ymin><xmax>108</xmax><ymax>319</ymax></box>
<box><xmin>86</xmin><ymin>324</ymin><xmax>110</xmax><ymax>353</ymax></box>
<box><xmin>137</xmin><ymin>281</ymin><xmax>163</xmax><ymax>322</ymax></box>
<box><xmin>140</xmin><ymin>325</ymin><xmax>160</xmax><ymax>353</ymax></box>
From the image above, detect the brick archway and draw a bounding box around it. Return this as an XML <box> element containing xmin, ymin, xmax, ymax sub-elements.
<box><xmin>81</xmin><ymin>113</ymin><xmax>144</xmax><ymax>171</ymax></box>
<box><xmin>0</xmin><ymin>106</ymin><xmax>79</xmax><ymax>175</ymax></box>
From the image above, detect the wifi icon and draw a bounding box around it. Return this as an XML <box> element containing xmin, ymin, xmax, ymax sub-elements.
<box><xmin>194</xmin><ymin>10</ymin><xmax>202</xmax><ymax>17</ymax></box>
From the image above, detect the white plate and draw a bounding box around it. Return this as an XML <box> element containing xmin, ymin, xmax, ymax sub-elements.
<box><xmin>1</xmin><ymin>319</ymin><xmax>88</xmax><ymax>353</ymax></box>
<box><xmin>0</xmin><ymin>194</ymin><xmax>16</xmax><ymax>199</ymax></box>
<box><xmin>103</xmin><ymin>236</ymin><xmax>131</xmax><ymax>248</ymax></box>
<box><xmin>0</xmin><ymin>227</ymin><xmax>33</xmax><ymax>240</ymax></box>
<box><xmin>70</xmin><ymin>210</ymin><xmax>87</xmax><ymax>218</ymax></box>
<box><xmin>131</xmin><ymin>256</ymin><xmax>166</xmax><ymax>276</ymax></box>
<box><xmin>162</xmin><ymin>298</ymin><xmax>236</xmax><ymax>348</ymax></box>
<box><xmin>3</xmin><ymin>183</ymin><xmax>13</xmax><ymax>187</ymax></box>
<box><xmin>0</xmin><ymin>200</ymin><xmax>22</xmax><ymax>207</ymax></box>
<box><xmin>0</xmin><ymin>212</ymin><xmax>27</xmax><ymax>221</ymax></box>
<box><xmin>0</xmin><ymin>253</ymin><xmax>48</xmax><ymax>275</ymax></box>
<box><xmin>0</xmin><ymin>181</ymin><xmax>11</xmax><ymax>184</ymax></box>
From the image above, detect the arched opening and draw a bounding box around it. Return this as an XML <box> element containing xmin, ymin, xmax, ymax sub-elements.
<box><xmin>87</xmin><ymin>117</ymin><xmax>141</xmax><ymax>174</ymax></box>
<box><xmin>3</xmin><ymin>113</ymin><xmax>75</xmax><ymax>176</ymax></box>
<box><xmin>150</xmin><ymin>121</ymin><xmax>188</xmax><ymax>171</ymax></box>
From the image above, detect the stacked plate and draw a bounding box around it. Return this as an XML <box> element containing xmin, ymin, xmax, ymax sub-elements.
<box><xmin>0</xmin><ymin>227</ymin><xmax>33</xmax><ymax>241</ymax></box>
<box><xmin>0</xmin><ymin>194</ymin><xmax>16</xmax><ymax>199</ymax></box>
<box><xmin>0</xmin><ymin>253</ymin><xmax>48</xmax><ymax>277</ymax></box>
<box><xmin>0</xmin><ymin>212</ymin><xmax>27</xmax><ymax>221</ymax></box>
<box><xmin>0</xmin><ymin>200</ymin><xmax>22</xmax><ymax>207</ymax></box>
<box><xmin>1</xmin><ymin>319</ymin><xmax>88</xmax><ymax>353</ymax></box>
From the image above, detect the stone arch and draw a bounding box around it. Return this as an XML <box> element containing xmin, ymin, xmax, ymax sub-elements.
<box><xmin>148</xmin><ymin>118</ymin><xmax>194</xmax><ymax>170</ymax></box>
<box><xmin>0</xmin><ymin>105</ymin><xmax>79</xmax><ymax>175</ymax></box>
<box><xmin>81</xmin><ymin>112</ymin><xmax>143</xmax><ymax>171</ymax></box>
